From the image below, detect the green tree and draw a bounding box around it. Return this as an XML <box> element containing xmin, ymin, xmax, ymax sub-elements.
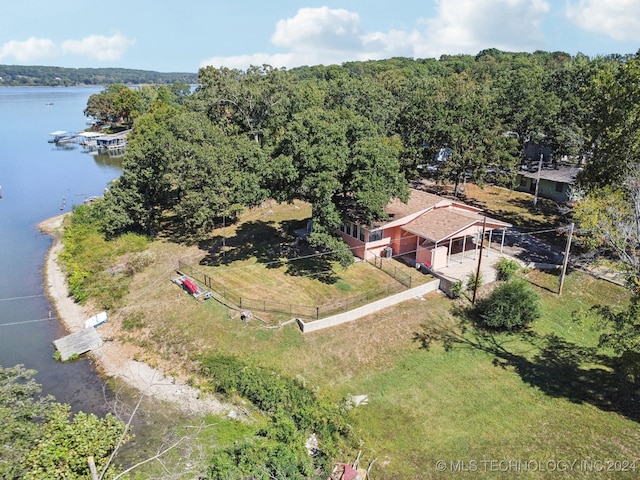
<box><xmin>476</xmin><ymin>279</ymin><xmax>541</xmax><ymax>330</ymax></box>
<box><xmin>0</xmin><ymin>365</ymin><xmax>53</xmax><ymax>479</ymax></box>
<box><xmin>0</xmin><ymin>365</ymin><xmax>127</xmax><ymax>480</ymax></box>
<box><xmin>84</xmin><ymin>83</ymin><xmax>142</xmax><ymax>128</ymax></box>
<box><xmin>102</xmin><ymin>104</ymin><xmax>178</xmax><ymax>236</ymax></box>
<box><xmin>579</xmin><ymin>54</ymin><xmax>640</xmax><ymax>188</ymax></box>
<box><xmin>24</xmin><ymin>404</ymin><xmax>128</xmax><ymax>480</ymax></box>
<box><xmin>428</xmin><ymin>72</ymin><xmax>514</xmax><ymax>195</ymax></box>
<box><xmin>270</xmin><ymin>107</ymin><xmax>408</xmax><ymax>264</ymax></box>
<box><xmin>196</xmin><ymin>64</ymin><xmax>294</xmax><ymax>146</ymax></box>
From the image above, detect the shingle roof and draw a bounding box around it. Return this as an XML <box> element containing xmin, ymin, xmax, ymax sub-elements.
<box><xmin>402</xmin><ymin>207</ymin><xmax>510</xmax><ymax>243</ymax></box>
<box><xmin>369</xmin><ymin>188</ymin><xmax>511</xmax><ymax>240</ymax></box>
<box><xmin>383</xmin><ymin>189</ymin><xmax>447</xmax><ymax>220</ymax></box>
<box><xmin>518</xmin><ymin>166</ymin><xmax>580</xmax><ymax>184</ymax></box>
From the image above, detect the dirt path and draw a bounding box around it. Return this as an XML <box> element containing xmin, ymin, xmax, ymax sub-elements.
<box><xmin>38</xmin><ymin>214</ymin><xmax>229</xmax><ymax>416</ymax></box>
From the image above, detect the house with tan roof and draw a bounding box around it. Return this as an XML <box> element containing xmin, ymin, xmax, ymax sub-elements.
<box><xmin>337</xmin><ymin>189</ymin><xmax>511</xmax><ymax>271</ymax></box>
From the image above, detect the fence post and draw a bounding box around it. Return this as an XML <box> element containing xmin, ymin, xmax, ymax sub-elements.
<box><xmin>316</xmin><ymin>307</ymin><xmax>319</xmax><ymax>320</ymax></box>
<box><xmin>239</xmin><ymin>297</ymin><xmax>242</xmax><ymax>308</ymax></box>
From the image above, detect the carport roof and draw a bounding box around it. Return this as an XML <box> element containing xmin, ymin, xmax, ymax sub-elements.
<box><xmin>402</xmin><ymin>206</ymin><xmax>511</xmax><ymax>243</ymax></box>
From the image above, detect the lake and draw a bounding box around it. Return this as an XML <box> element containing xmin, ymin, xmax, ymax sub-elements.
<box><xmin>0</xmin><ymin>86</ymin><xmax>122</xmax><ymax>413</ymax></box>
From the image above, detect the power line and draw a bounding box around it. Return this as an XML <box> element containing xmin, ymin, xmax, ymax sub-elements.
<box><xmin>0</xmin><ymin>317</ymin><xmax>58</xmax><ymax>327</ymax></box>
<box><xmin>0</xmin><ymin>294</ymin><xmax>46</xmax><ymax>302</ymax></box>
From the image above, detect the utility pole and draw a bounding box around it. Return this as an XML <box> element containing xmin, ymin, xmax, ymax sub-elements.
<box><xmin>558</xmin><ymin>222</ymin><xmax>574</xmax><ymax>295</ymax></box>
<box><xmin>533</xmin><ymin>151</ymin><xmax>543</xmax><ymax>210</ymax></box>
<box><xmin>472</xmin><ymin>216</ymin><xmax>487</xmax><ymax>304</ymax></box>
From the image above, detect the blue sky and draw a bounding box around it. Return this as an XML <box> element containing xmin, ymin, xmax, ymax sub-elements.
<box><xmin>1</xmin><ymin>0</ymin><xmax>638</xmax><ymax>72</ymax></box>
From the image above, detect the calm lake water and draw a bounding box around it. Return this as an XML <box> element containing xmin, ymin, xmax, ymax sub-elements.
<box><xmin>0</xmin><ymin>86</ymin><xmax>122</xmax><ymax>412</ymax></box>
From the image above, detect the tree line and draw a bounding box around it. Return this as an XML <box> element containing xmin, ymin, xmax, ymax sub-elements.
<box><xmin>0</xmin><ymin>64</ymin><xmax>197</xmax><ymax>86</ymax></box>
<box><xmin>88</xmin><ymin>49</ymin><xmax>640</xmax><ymax>382</ymax></box>
<box><xmin>88</xmin><ymin>50</ymin><xmax>635</xmax><ymax>253</ymax></box>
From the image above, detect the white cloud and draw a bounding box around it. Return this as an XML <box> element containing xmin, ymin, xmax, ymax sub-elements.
<box><xmin>566</xmin><ymin>0</ymin><xmax>640</xmax><ymax>41</ymax></box>
<box><xmin>201</xmin><ymin>7</ymin><xmax>415</xmax><ymax>69</ymax></box>
<box><xmin>0</xmin><ymin>32</ymin><xmax>135</xmax><ymax>63</ymax></box>
<box><xmin>418</xmin><ymin>0</ymin><xmax>551</xmax><ymax>57</ymax></box>
<box><xmin>271</xmin><ymin>7</ymin><xmax>363</xmax><ymax>51</ymax></box>
<box><xmin>0</xmin><ymin>37</ymin><xmax>58</xmax><ymax>62</ymax></box>
<box><xmin>62</xmin><ymin>32</ymin><xmax>135</xmax><ymax>61</ymax></box>
<box><xmin>200</xmin><ymin>2</ymin><xmax>552</xmax><ymax>70</ymax></box>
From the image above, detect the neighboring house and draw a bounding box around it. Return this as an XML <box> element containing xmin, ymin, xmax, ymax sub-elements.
<box><xmin>516</xmin><ymin>165</ymin><xmax>580</xmax><ymax>202</ymax></box>
<box><xmin>337</xmin><ymin>189</ymin><xmax>511</xmax><ymax>271</ymax></box>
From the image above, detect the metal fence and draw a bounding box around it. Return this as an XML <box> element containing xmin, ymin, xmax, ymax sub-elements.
<box><xmin>177</xmin><ymin>259</ymin><xmax>411</xmax><ymax>320</ymax></box>
<box><xmin>366</xmin><ymin>255</ymin><xmax>414</xmax><ymax>288</ymax></box>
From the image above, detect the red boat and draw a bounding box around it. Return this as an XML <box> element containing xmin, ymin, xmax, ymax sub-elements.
<box><xmin>182</xmin><ymin>278</ymin><xmax>198</xmax><ymax>294</ymax></box>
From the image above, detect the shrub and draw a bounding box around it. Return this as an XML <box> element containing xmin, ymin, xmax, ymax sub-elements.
<box><xmin>494</xmin><ymin>257</ymin><xmax>521</xmax><ymax>281</ymax></box>
<box><xmin>199</xmin><ymin>354</ymin><xmax>353</xmax><ymax>474</ymax></box>
<box><xmin>467</xmin><ymin>271</ymin><xmax>483</xmax><ymax>291</ymax></box>
<box><xmin>450</xmin><ymin>280</ymin><xmax>463</xmax><ymax>299</ymax></box>
<box><xmin>476</xmin><ymin>279</ymin><xmax>541</xmax><ymax>331</ymax></box>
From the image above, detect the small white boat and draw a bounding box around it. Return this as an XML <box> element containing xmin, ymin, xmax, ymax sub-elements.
<box><xmin>84</xmin><ymin>311</ymin><xmax>108</xmax><ymax>329</ymax></box>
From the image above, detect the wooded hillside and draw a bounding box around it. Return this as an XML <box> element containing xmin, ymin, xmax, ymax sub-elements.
<box><xmin>0</xmin><ymin>64</ymin><xmax>197</xmax><ymax>86</ymax></box>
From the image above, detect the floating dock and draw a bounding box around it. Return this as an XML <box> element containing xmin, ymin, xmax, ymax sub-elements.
<box><xmin>53</xmin><ymin>328</ymin><xmax>103</xmax><ymax>361</ymax></box>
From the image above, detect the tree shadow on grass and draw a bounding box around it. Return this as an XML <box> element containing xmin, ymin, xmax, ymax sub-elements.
<box><xmin>414</xmin><ymin>309</ymin><xmax>640</xmax><ymax>423</ymax></box>
<box><xmin>197</xmin><ymin>219</ymin><xmax>338</xmax><ymax>284</ymax></box>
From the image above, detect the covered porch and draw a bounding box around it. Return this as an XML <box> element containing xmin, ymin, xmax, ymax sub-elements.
<box><xmin>402</xmin><ymin>207</ymin><xmax>511</xmax><ymax>272</ymax></box>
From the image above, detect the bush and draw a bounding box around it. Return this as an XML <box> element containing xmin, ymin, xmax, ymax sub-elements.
<box><xmin>450</xmin><ymin>280</ymin><xmax>463</xmax><ymax>298</ymax></box>
<box><xmin>467</xmin><ymin>271</ymin><xmax>483</xmax><ymax>291</ymax></box>
<box><xmin>494</xmin><ymin>257</ymin><xmax>521</xmax><ymax>281</ymax></box>
<box><xmin>476</xmin><ymin>279</ymin><xmax>541</xmax><ymax>331</ymax></box>
<box><xmin>199</xmin><ymin>354</ymin><xmax>353</xmax><ymax>475</ymax></box>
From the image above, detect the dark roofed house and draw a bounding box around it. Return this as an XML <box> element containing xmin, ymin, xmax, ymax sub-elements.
<box><xmin>516</xmin><ymin>165</ymin><xmax>580</xmax><ymax>202</ymax></box>
<box><xmin>336</xmin><ymin>189</ymin><xmax>511</xmax><ymax>272</ymax></box>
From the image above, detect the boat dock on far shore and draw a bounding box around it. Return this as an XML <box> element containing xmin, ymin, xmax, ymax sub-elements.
<box><xmin>96</xmin><ymin>129</ymin><xmax>130</xmax><ymax>153</ymax></box>
<box><xmin>48</xmin><ymin>129</ymin><xmax>130</xmax><ymax>154</ymax></box>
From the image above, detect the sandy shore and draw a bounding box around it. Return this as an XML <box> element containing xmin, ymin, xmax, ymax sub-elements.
<box><xmin>38</xmin><ymin>214</ymin><xmax>228</xmax><ymax>416</ymax></box>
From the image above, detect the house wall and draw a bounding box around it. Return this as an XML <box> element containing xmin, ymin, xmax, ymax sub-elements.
<box><xmin>396</xmin><ymin>229</ymin><xmax>418</xmax><ymax>256</ymax></box>
<box><xmin>516</xmin><ymin>175</ymin><xmax>569</xmax><ymax>202</ymax></box>
<box><xmin>537</xmin><ymin>179</ymin><xmax>568</xmax><ymax>202</ymax></box>
<box><xmin>339</xmin><ymin>234</ymin><xmax>366</xmax><ymax>259</ymax></box>
<box><xmin>416</xmin><ymin>244</ymin><xmax>448</xmax><ymax>270</ymax></box>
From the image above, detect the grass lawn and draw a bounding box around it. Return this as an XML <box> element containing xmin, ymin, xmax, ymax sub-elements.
<box><xmin>104</xmin><ymin>192</ymin><xmax>640</xmax><ymax>479</ymax></box>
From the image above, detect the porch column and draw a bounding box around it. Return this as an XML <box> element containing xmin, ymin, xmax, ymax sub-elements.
<box><xmin>500</xmin><ymin>228</ymin><xmax>506</xmax><ymax>254</ymax></box>
<box><xmin>487</xmin><ymin>229</ymin><xmax>493</xmax><ymax>256</ymax></box>
<box><xmin>474</xmin><ymin>229</ymin><xmax>480</xmax><ymax>260</ymax></box>
<box><xmin>447</xmin><ymin>237</ymin><xmax>453</xmax><ymax>267</ymax></box>
<box><xmin>434</xmin><ymin>241</ymin><xmax>439</xmax><ymax>269</ymax></box>
<box><xmin>461</xmin><ymin>235</ymin><xmax>467</xmax><ymax>263</ymax></box>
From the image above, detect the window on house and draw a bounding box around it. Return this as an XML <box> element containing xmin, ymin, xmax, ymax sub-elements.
<box><xmin>369</xmin><ymin>229</ymin><xmax>383</xmax><ymax>242</ymax></box>
<box><xmin>345</xmin><ymin>223</ymin><xmax>351</xmax><ymax>235</ymax></box>
<box><xmin>352</xmin><ymin>225</ymin><xmax>359</xmax><ymax>238</ymax></box>
<box><xmin>555</xmin><ymin>182</ymin><xmax>563</xmax><ymax>192</ymax></box>
<box><xmin>519</xmin><ymin>176</ymin><xmax>527</xmax><ymax>186</ymax></box>
<box><xmin>359</xmin><ymin>227</ymin><xmax>366</xmax><ymax>242</ymax></box>
<box><xmin>338</xmin><ymin>224</ymin><xmax>345</xmax><ymax>232</ymax></box>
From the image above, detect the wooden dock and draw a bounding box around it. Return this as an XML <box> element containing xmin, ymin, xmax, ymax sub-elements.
<box><xmin>53</xmin><ymin>328</ymin><xmax>103</xmax><ymax>361</ymax></box>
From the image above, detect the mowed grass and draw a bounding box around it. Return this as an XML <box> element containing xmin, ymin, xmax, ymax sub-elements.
<box><xmin>113</xmin><ymin>196</ymin><xmax>640</xmax><ymax>479</ymax></box>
